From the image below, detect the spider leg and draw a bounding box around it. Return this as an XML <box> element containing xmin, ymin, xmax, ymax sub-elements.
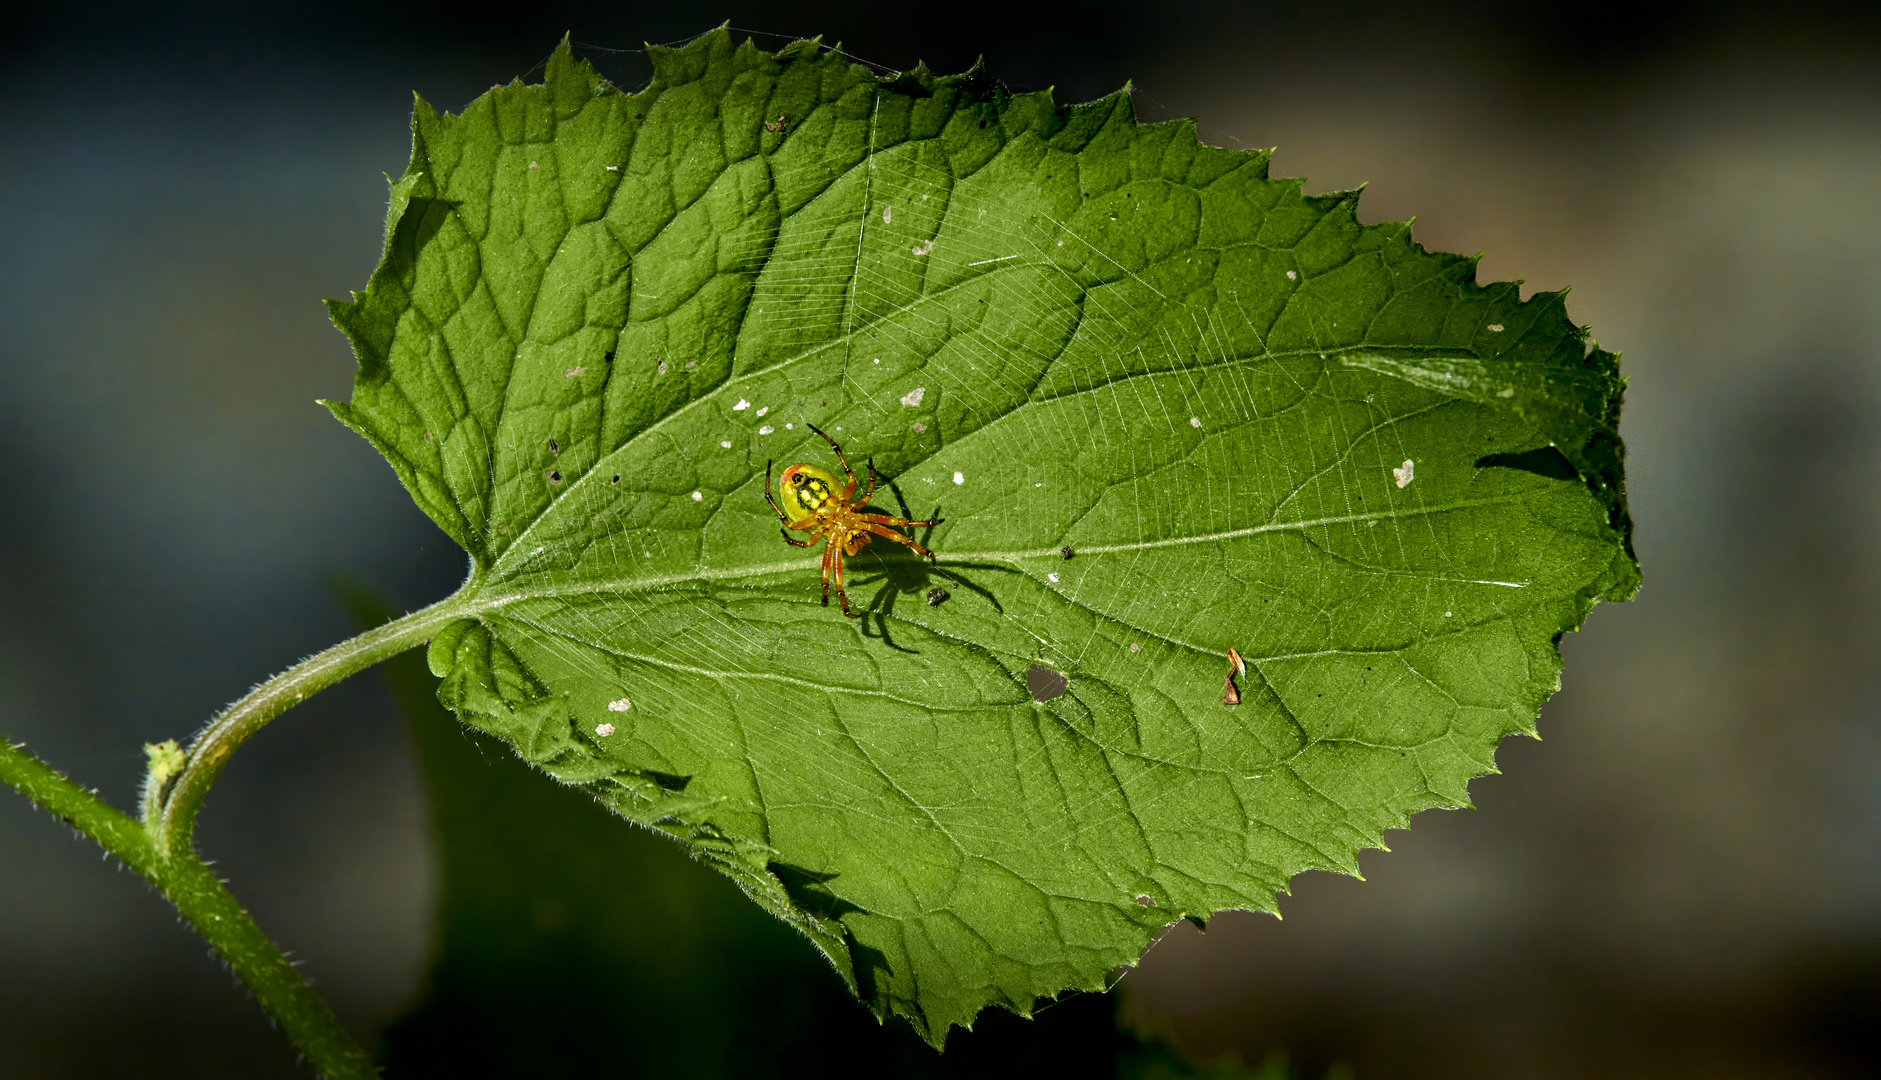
<box><xmin>818</xmin><ymin>540</ymin><xmax>835</xmax><ymax>607</ymax></box>
<box><xmin>779</xmin><ymin>528</ymin><xmax>814</xmax><ymax>548</ymax></box>
<box><xmin>831</xmin><ymin>541</ymin><xmax>857</xmax><ymax>617</ymax></box>
<box><xmin>806</xmin><ymin>423</ymin><xmax>857</xmax><ymax>498</ymax></box>
<box><xmin>860</xmin><ymin>522</ymin><xmax>938</xmax><ymax>563</ymax></box>
<box><xmin>764</xmin><ymin>460</ymin><xmax>795</xmax><ymax>526</ymax></box>
<box><xmin>857</xmin><ymin>512</ymin><xmax>944</xmax><ymax>529</ymax></box>
<box><xmin>861</xmin><ymin>457</ymin><xmax>876</xmax><ymax>505</ymax></box>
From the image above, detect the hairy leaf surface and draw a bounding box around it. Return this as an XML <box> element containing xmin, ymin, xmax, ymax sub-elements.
<box><xmin>327</xmin><ymin>31</ymin><xmax>1637</xmax><ymax>1044</ymax></box>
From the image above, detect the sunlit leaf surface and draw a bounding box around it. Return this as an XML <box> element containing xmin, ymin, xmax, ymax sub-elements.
<box><xmin>326</xmin><ymin>31</ymin><xmax>1637</xmax><ymax>1044</ymax></box>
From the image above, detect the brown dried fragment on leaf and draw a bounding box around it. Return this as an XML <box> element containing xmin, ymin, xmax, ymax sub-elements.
<box><xmin>1223</xmin><ymin>647</ymin><xmax>1245</xmax><ymax>706</ymax></box>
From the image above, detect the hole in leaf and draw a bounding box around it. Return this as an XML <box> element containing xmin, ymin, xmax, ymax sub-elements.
<box><xmin>1026</xmin><ymin>664</ymin><xmax>1068</xmax><ymax>702</ymax></box>
<box><xmin>546</xmin><ymin>470</ymin><xmax>563</xmax><ymax>484</ymax></box>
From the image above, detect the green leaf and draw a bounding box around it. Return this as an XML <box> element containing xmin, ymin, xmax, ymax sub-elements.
<box><xmin>373</xmin><ymin>606</ymin><xmax>1137</xmax><ymax>1072</ymax></box>
<box><xmin>326</xmin><ymin>30</ymin><xmax>1637</xmax><ymax>1045</ymax></box>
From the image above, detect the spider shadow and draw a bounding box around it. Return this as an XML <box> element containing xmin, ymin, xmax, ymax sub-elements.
<box><xmin>845</xmin><ymin>479</ymin><xmax>1017</xmax><ymax>653</ymax></box>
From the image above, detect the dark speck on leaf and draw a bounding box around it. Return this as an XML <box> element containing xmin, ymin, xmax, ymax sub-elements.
<box><xmin>1135</xmin><ymin>895</ymin><xmax>1156</xmax><ymax>907</ymax></box>
<box><xmin>926</xmin><ymin>587</ymin><xmax>949</xmax><ymax>606</ymax></box>
<box><xmin>547</xmin><ymin>438</ymin><xmax>559</xmax><ymax>455</ymax></box>
<box><xmin>546</xmin><ymin>470</ymin><xmax>563</xmax><ymax>485</ymax></box>
<box><xmin>611</xmin><ymin>475</ymin><xmax>620</xmax><ymax>484</ymax></box>
<box><xmin>1026</xmin><ymin>664</ymin><xmax>1068</xmax><ymax>703</ymax></box>
<box><xmin>1061</xmin><ymin>546</ymin><xmax>1074</xmax><ymax>560</ymax></box>
<box><xmin>603</xmin><ymin>351</ymin><xmax>614</xmax><ymax>363</ymax></box>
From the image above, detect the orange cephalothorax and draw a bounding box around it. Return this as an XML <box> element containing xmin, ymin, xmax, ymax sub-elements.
<box><xmin>764</xmin><ymin>424</ymin><xmax>943</xmax><ymax>618</ymax></box>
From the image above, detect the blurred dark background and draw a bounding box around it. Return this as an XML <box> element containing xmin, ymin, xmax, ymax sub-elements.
<box><xmin>2</xmin><ymin>1</ymin><xmax>1876</xmax><ymax>1076</ymax></box>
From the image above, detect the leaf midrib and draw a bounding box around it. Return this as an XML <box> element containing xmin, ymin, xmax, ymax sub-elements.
<box><xmin>483</xmin><ymin>494</ymin><xmax>1530</xmax><ymax>597</ymax></box>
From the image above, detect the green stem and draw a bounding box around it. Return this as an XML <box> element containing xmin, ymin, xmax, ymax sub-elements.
<box><xmin>1</xmin><ymin>740</ymin><xmax>378</xmax><ymax>1077</ymax></box>
<box><xmin>1</xmin><ymin>587</ymin><xmax>479</xmax><ymax>1077</ymax></box>
<box><xmin>156</xmin><ymin>590</ymin><xmax>473</xmax><ymax>860</ymax></box>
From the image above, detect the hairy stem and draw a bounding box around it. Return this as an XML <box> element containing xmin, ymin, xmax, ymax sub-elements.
<box><xmin>155</xmin><ymin>589</ymin><xmax>474</xmax><ymax>859</ymax></box>
<box><xmin>3</xmin><ymin>586</ymin><xmax>483</xmax><ymax>1075</ymax></box>
<box><xmin>0</xmin><ymin>739</ymin><xmax>379</xmax><ymax>1077</ymax></box>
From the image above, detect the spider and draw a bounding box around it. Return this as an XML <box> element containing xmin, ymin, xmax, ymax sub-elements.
<box><xmin>765</xmin><ymin>423</ymin><xmax>942</xmax><ymax>617</ymax></box>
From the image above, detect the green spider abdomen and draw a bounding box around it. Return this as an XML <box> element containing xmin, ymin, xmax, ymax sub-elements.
<box><xmin>777</xmin><ymin>463</ymin><xmax>842</xmax><ymax>521</ymax></box>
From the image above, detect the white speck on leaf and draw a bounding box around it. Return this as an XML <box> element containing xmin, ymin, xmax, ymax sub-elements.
<box><xmin>720</xmin><ymin>440</ymin><xmax>732</xmax><ymax>448</ymax></box>
<box><xmin>1488</xmin><ymin>324</ymin><xmax>1505</xmax><ymax>332</ymax></box>
<box><xmin>733</xmin><ymin>399</ymin><xmax>750</xmax><ymax>411</ymax></box>
<box><xmin>1048</xmin><ymin>572</ymin><xmax>1060</xmax><ymax>584</ymax></box>
<box><xmin>1286</xmin><ymin>270</ymin><xmax>1297</xmax><ymax>280</ymax></box>
<box><xmin>1444</xmin><ymin>611</ymin><xmax>1454</xmax><ymax>618</ymax></box>
<box><xmin>531</xmin><ymin>546</ymin><xmax>544</xmax><ymax>556</ymax></box>
<box><xmin>953</xmin><ymin>471</ymin><xmax>964</xmax><ymax>485</ymax></box>
<box><xmin>607</xmin><ymin>698</ymin><xmax>632</xmax><ymax>712</ymax></box>
<box><xmin>595</xmin><ymin>722</ymin><xmax>615</xmax><ymax>737</ymax></box>
<box><xmin>759</xmin><ymin>425</ymin><xmax>775</xmax><ymax>435</ymax></box>
<box><xmin>605</xmin><ymin>165</ymin><xmax>618</xmax><ymax>171</ymax></box>
<box><xmin>1498</xmin><ymin>387</ymin><xmax>1516</xmax><ymax>398</ymax></box>
<box><xmin>529</xmin><ymin>161</ymin><xmax>537</xmax><ymax>168</ymax></box>
<box><xmin>1189</xmin><ymin>416</ymin><xmax>1202</xmax><ymax>428</ymax></box>
<box><xmin>1393</xmin><ymin>460</ymin><xmax>1415</xmax><ymax>488</ymax></box>
<box><xmin>691</xmin><ymin>491</ymin><xmax>703</xmax><ymax>501</ymax></box>
<box><xmin>911</xmin><ymin>422</ymin><xmax>927</xmax><ymax>433</ymax></box>
<box><xmin>882</xmin><ymin>205</ymin><xmax>892</xmax><ymax>223</ymax></box>
<box><xmin>900</xmin><ymin>386</ymin><xmax>926</xmax><ymax>407</ymax></box>
<box><xmin>912</xmin><ymin>239</ymin><xmax>934</xmax><ymax>256</ymax></box>
<box><xmin>786</xmin><ymin>423</ymin><xmax>794</xmax><ymax>430</ymax></box>
<box><xmin>1129</xmin><ymin>643</ymin><xmax>1140</xmax><ymax>653</ymax></box>
<box><xmin>564</xmin><ymin>366</ymin><xmax>585</xmax><ymax>378</ymax></box>
<box><xmin>756</xmin><ymin>405</ymin><xmax>769</xmax><ymax>417</ymax></box>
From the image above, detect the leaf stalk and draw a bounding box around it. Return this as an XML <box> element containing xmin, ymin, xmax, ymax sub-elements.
<box><xmin>153</xmin><ymin>590</ymin><xmax>472</xmax><ymax>860</ymax></box>
<box><xmin>1</xmin><ymin>587</ymin><xmax>477</xmax><ymax>1077</ymax></box>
